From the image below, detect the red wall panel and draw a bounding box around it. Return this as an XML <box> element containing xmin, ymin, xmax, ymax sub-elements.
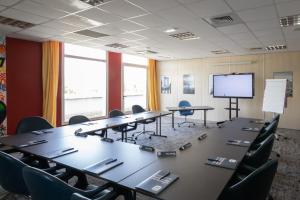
<box><xmin>6</xmin><ymin>37</ymin><xmax>43</xmax><ymax>134</ymax></box>
<box><xmin>108</xmin><ymin>52</ymin><xmax>122</xmax><ymax>112</ymax></box>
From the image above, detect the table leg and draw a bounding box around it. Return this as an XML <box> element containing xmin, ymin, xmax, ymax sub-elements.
<box><xmin>172</xmin><ymin>111</ymin><xmax>176</xmax><ymax>130</ymax></box>
<box><xmin>151</xmin><ymin>114</ymin><xmax>167</xmax><ymax>138</ymax></box>
<box><xmin>204</xmin><ymin>110</ymin><xmax>207</xmax><ymax>127</ymax></box>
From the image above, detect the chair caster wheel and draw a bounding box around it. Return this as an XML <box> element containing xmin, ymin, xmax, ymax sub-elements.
<box><xmin>134</xmin><ymin>142</ymin><xmax>136</xmax><ymax>144</ymax></box>
<box><xmin>135</xmin><ymin>137</ymin><xmax>138</xmax><ymax>140</ymax></box>
<box><xmin>149</xmin><ymin>136</ymin><xmax>152</xmax><ymax>139</ymax></box>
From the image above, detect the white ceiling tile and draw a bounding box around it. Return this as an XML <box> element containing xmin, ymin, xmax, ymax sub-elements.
<box><xmin>90</xmin><ymin>24</ymin><xmax>124</xmax><ymax>36</ymax></box>
<box><xmin>0</xmin><ymin>8</ymin><xmax>49</xmax><ymax>24</ymax></box>
<box><xmin>246</xmin><ymin>19</ymin><xmax>281</xmax><ymax>31</ymax></box>
<box><xmin>277</xmin><ymin>0</ymin><xmax>300</xmax><ymax>17</ymax></box>
<box><xmin>19</xmin><ymin>29</ymin><xmax>54</xmax><ymax>38</ymax></box>
<box><xmin>74</xmin><ymin>40</ymin><xmax>104</xmax><ymax>48</ymax></box>
<box><xmin>260</xmin><ymin>39</ymin><xmax>286</xmax><ymax>46</ymax></box>
<box><xmin>217</xmin><ymin>24</ymin><xmax>249</xmax><ymax>34</ymax></box>
<box><xmin>283</xmin><ymin>26</ymin><xmax>300</xmax><ymax>40</ymax></box>
<box><xmin>129</xmin><ymin>14</ymin><xmax>168</xmax><ymax>28</ymax></box>
<box><xmin>185</xmin><ymin>0</ymin><xmax>232</xmax><ymax>18</ymax></box>
<box><xmin>26</xmin><ymin>25</ymin><xmax>67</xmax><ymax>35</ymax></box>
<box><xmin>43</xmin><ymin>20</ymin><xmax>81</xmax><ymax>33</ymax></box>
<box><xmin>0</xmin><ymin>0</ymin><xmax>20</xmax><ymax>6</ymax></box>
<box><xmin>99</xmin><ymin>35</ymin><xmax>129</xmax><ymax>43</ymax></box>
<box><xmin>0</xmin><ymin>24</ymin><xmax>21</xmax><ymax>33</ymax></box>
<box><xmin>119</xmin><ymin>32</ymin><xmax>145</xmax><ymax>40</ymax></box>
<box><xmin>112</xmin><ymin>20</ymin><xmax>146</xmax><ymax>32</ymax></box>
<box><xmin>60</xmin><ymin>15</ymin><xmax>103</xmax><ymax>28</ymax></box>
<box><xmin>237</xmin><ymin>5</ymin><xmax>278</xmax><ymax>22</ymax></box>
<box><xmin>99</xmin><ymin>0</ymin><xmax>148</xmax><ymax>18</ymax></box>
<box><xmin>63</xmin><ymin>33</ymin><xmax>93</xmax><ymax>41</ymax></box>
<box><xmin>236</xmin><ymin>39</ymin><xmax>262</xmax><ymax>48</ymax></box>
<box><xmin>77</xmin><ymin>7</ymin><xmax>122</xmax><ymax>24</ymax></box>
<box><xmin>127</xmin><ymin>0</ymin><xmax>180</xmax><ymax>12</ymax></box>
<box><xmin>0</xmin><ymin>5</ymin><xmax>5</xmax><ymax>11</ymax></box>
<box><xmin>31</xmin><ymin>0</ymin><xmax>91</xmax><ymax>13</ymax></box>
<box><xmin>7</xmin><ymin>32</ymin><xmax>47</xmax><ymax>41</ymax></box>
<box><xmin>13</xmin><ymin>0</ymin><xmax>68</xmax><ymax>19</ymax></box>
<box><xmin>225</xmin><ymin>0</ymin><xmax>273</xmax><ymax>11</ymax></box>
<box><xmin>287</xmin><ymin>38</ymin><xmax>300</xmax><ymax>50</ymax></box>
<box><xmin>253</xmin><ymin>28</ymin><xmax>283</xmax><ymax>38</ymax></box>
<box><xmin>50</xmin><ymin>36</ymin><xmax>78</xmax><ymax>43</ymax></box>
<box><xmin>177</xmin><ymin>0</ymin><xmax>204</xmax><ymax>4</ymax></box>
<box><xmin>229</xmin><ymin>31</ymin><xmax>257</xmax><ymax>41</ymax></box>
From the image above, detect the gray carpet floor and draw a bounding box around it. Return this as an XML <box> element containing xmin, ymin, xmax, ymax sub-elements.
<box><xmin>1</xmin><ymin>117</ymin><xmax>299</xmax><ymax>200</ymax></box>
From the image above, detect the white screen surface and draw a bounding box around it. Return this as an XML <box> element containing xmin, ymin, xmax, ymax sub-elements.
<box><xmin>213</xmin><ymin>74</ymin><xmax>254</xmax><ymax>98</ymax></box>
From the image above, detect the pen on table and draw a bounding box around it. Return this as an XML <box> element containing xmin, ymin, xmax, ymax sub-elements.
<box><xmin>160</xmin><ymin>171</ymin><xmax>171</xmax><ymax>180</ymax></box>
<box><xmin>105</xmin><ymin>158</ymin><xmax>117</xmax><ymax>165</ymax></box>
<box><xmin>62</xmin><ymin>148</ymin><xmax>74</xmax><ymax>153</ymax></box>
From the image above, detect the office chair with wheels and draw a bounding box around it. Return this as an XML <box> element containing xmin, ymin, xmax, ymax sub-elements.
<box><xmin>243</xmin><ymin>134</ymin><xmax>275</xmax><ymax>168</ymax></box>
<box><xmin>178</xmin><ymin>100</ymin><xmax>195</xmax><ymax>128</ymax></box>
<box><xmin>132</xmin><ymin>105</ymin><xmax>155</xmax><ymax>141</ymax></box>
<box><xmin>219</xmin><ymin>159</ymin><xmax>278</xmax><ymax>200</ymax></box>
<box><xmin>23</xmin><ymin>166</ymin><xmax>132</xmax><ymax>200</ymax></box>
<box><xmin>0</xmin><ymin>151</ymin><xmax>64</xmax><ymax>199</ymax></box>
<box><xmin>253</xmin><ymin>120</ymin><xmax>277</xmax><ymax>144</ymax></box>
<box><xmin>109</xmin><ymin>110</ymin><xmax>137</xmax><ymax>143</ymax></box>
<box><xmin>69</xmin><ymin>115</ymin><xmax>105</xmax><ymax>137</ymax></box>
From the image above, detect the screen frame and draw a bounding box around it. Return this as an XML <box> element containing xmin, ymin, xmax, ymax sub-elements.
<box><xmin>213</xmin><ymin>73</ymin><xmax>255</xmax><ymax>99</ymax></box>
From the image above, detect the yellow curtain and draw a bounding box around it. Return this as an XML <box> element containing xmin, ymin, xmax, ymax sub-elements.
<box><xmin>147</xmin><ymin>59</ymin><xmax>160</xmax><ymax>111</ymax></box>
<box><xmin>42</xmin><ymin>41</ymin><xmax>60</xmax><ymax>127</ymax></box>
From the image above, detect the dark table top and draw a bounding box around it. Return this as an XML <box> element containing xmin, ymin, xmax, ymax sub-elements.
<box><xmin>166</xmin><ymin>106</ymin><xmax>215</xmax><ymax>111</ymax></box>
<box><xmin>119</xmin><ymin>118</ymin><xmax>263</xmax><ymax>200</ymax></box>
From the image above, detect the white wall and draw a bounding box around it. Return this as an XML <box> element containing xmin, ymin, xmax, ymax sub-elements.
<box><xmin>158</xmin><ymin>52</ymin><xmax>300</xmax><ymax>130</ymax></box>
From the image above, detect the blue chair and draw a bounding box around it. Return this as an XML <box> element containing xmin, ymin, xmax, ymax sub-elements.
<box><xmin>178</xmin><ymin>100</ymin><xmax>195</xmax><ymax>127</ymax></box>
<box><xmin>22</xmin><ymin>166</ymin><xmax>132</xmax><ymax>200</ymax></box>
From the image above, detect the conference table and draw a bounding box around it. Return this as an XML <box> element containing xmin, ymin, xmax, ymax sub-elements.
<box><xmin>166</xmin><ymin>106</ymin><xmax>215</xmax><ymax>128</ymax></box>
<box><xmin>0</xmin><ymin>116</ymin><xmax>264</xmax><ymax>200</ymax></box>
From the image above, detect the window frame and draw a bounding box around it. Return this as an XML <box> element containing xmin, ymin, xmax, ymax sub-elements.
<box><xmin>121</xmin><ymin>59</ymin><xmax>148</xmax><ymax>113</ymax></box>
<box><xmin>61</xmin><ymin>44</ymin><xmax>108</xmax><ymax>124</ymax></box>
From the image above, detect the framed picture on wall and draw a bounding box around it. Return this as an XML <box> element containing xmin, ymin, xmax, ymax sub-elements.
<box><xmin>183</xmin><ymin>74</ymin><xmax>195</xmax><ymax>94</ymax></box>
<box><xmin>273</xmin><ymin>71</ymin><xmax>293</xmax><ymax>97</ymax></box>
<box><xmin>161</xmin><ymin>76</ymin><xmax>171</xmax><ymax>94</ymax></box>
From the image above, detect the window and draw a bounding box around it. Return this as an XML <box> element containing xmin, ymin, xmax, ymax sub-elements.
<box><xmin>122</xmin><ymin>54</ymin><xmax>148</xmax><ymax>112</ymax></box>
<box><xmin>63</xmin><ymin>43</ymin><xmax>107</xmax><ymax>122</ymax></box>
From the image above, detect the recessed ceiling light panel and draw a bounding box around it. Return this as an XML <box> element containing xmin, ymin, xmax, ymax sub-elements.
<box><xmin>169</xmin><ymin>32</ymin><xmax>200</xmax><ymax>40</ymax></box>
<box><xmin>75</xmin><ymin>30</ymin><xmax>109</xmax><ymax>38</ymax></box>
<box><xmin>280</xmin><ymin>14</ymin><xmax>300</xmax><ymax>27</ymax></box>
<box><xmin>79</xmin><ymin>0</ymin><xmax>112</xmax><ymax>6</ymax></box>
<box><xmin>211</xmin><ymin>50</ymin><xmax>231</xmax><ymax>54</ymax></box>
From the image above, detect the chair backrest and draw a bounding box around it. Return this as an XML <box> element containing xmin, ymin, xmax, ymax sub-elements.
<box><xmin>16</xmin><ymin>116</ymin><xmax>53</xmax><ymax>134</ymax></box>
<box><xmin>254</xmin><ymin>120</ymin><xmax>277</xmax><ymax>144</ymax></box>
<box><xmin>132</xmin><ymin>105</ymin><xmax>145</xmax><ymax>114</ymax></box>
<box><xmin>23</xmin><ymin>166</ymin><xmax>83</xmax><ymax>200</ymax></box>
<box><xmin>109</xmin><ymin>110</ymin><xmax>126</xmax><ymax>132</ymax></box>
<box><xmin>69</xmin><ymin>115</ymin><xmax>90</xmax><ymax>125</ymax></box>
<box><xmin>0</xmin><ymin>151</ymin><xmax>29</xmax><ymax>195</ymax></box>
<box><xmin>221</xmin><ymin>159</ymin><xmax>278</xmax><ymax>200</ymax></box>
<box><xmin>270</xmin><ymin>114</ymin><xmax>280</xmax><ymax>133</ymax></box>
<box><xmin>178</xmin><ymin>100</ymin><xmax>193</xmax><ymax>116</ymax></box>
<box><xmin>247</xmin><ymin>134</ymin><xmax>275</xmax><ymax>168</ymax></box>
<box><xmin>0</xmin><ymin>100</ymin><xmax>6</xmax><ymax>125</ymax></box>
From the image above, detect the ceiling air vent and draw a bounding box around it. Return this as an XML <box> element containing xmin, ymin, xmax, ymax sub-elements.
<box><xmin>211</xmin><ymin>50</ymin><xmax>231</xmax><ymax>54</ymax></box>
<box><xmin>266</xmin><ymin>45</ymin><xmax>287</xmax><ymax>51</ymax></box>
<box><xmin>169</xmin><ymin>32</ymin><xmax>200</xmax><ymax>40</ymax></box>
<box><xmin>280</xmin><ymin>14</ymin><xmax>300</xmax><ymax>27</ymax></box>
<box><xmin>0</xmin><ymin>15</ymin><xmax>35</xmax><ymax>29</ymax></box>
<box><xmin>105</xmin><ymin>43</ymin><xmax>128</xmax><ymax>49</ymax></box>
<box><xmin>205</xmin><ymin>13</ymin><xmax>242</xmax><ymax>28</ymax></box>
<box><xmin>79</xmin><ymin>0</ymin><xmax>112</xmax><ymax>6</ymax></box>
<box><xmin>75</xmin><ymin>30</ymin><xmax>109</xmax><ymax>38</ymax></box>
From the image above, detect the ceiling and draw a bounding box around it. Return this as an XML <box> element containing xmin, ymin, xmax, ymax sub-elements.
<box><xmin>0</xmin><ymin>0</ymin><xmax>300</xmax><ymax>60</ymax></box>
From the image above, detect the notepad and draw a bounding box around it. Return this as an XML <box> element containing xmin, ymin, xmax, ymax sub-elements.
<box><xmin>206</xmin><ymin>157</ymin><xmax>238</xmax><ymax>170</ymax></box>
<box><xmin>242</xmin><ymin>127</ymin><xmax>260</xmax><ymax>132</ymax></box>
<box><xmin>18</xmin><ymin>140</ymin><xmax>48</xmax><ymax>148</ymax></box>
<box><xmin>82</xmin><ymin>122</ymin><xmax>97</xmax><ymax>126</ymax></box>
<box><xmin>46</xmin><ymin>147</ymin><xmax>78</xmax><ymax>159</ymax></box>
<box><xmin>84</xmin><ymin>158</ymin><xmax>123</xmax><ymax>175</ymax></box>
<box><xmin>157</xmin><ymin>151</ymin><xmax>176</xmax><ymax>158</ymax></box>
<box><xmin>136</xmin><ymin>170</ymin><xmax>179</xmax><ymax>196</ymax></box>
<box><xmin>227</xmin><ymin>140</ymin><xmax>251</xmax><ymax>147</ymax></box>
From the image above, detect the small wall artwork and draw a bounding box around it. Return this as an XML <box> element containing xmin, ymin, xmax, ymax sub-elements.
<box><xmin>273</xmin><ymin>71</ymin><xmax>293</xmax><ymax>97</ymax></box>
<box><xmin>183</xmin><ymin>74</ymin><xmax>195</xmax><ymax>94</ymax></box>
<box><xmin>161</xmin><ymin>76</ymin><xmax>171</xmax><ymax>94</ymax></box>
<box><xmin>0</xmin><ymin>35</ymin><xmax>6</xmax><ymax>136</ymax></box>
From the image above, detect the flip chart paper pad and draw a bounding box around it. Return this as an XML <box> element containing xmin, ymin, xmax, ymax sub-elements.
<box><xmin>262</xmin><ymin>79</ymin><xmax>287</xmax><ymax>114</ymax></box>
